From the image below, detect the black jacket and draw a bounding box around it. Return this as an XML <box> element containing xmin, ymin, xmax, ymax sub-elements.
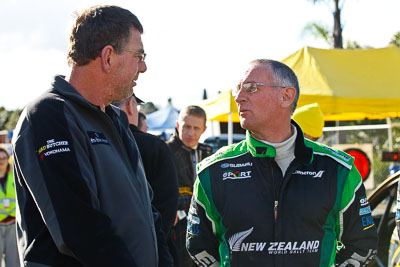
<box><xmin>187</xmin><ymin>124</ymin><xmax>378</xmax><ymax>267</ymax></box>
<box><xmin>166</xmin><ymin>130</ymin><xmax>212</xmax><ymax>211</ymax></box>
<box><xmin>12</xmin><ymin>76</ymin><xmax>157</xmax><ymax>267</ymax></box>
<box><xmin>129</xmin><ymin>124</ymin><xmax>178</xmax><ymax>235</ymax></box>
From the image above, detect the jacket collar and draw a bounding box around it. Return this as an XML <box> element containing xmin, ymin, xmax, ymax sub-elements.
<box><xmin>129</xmin><ymin>124</ymin><xmax>141</xmax><ymax>133</ymax></box>
<box><xmin>51</xmin><ymin>75</ymin><xmax>121</xmax><ymax>119</ymax></box>
<box><xmin>247</xmin><ymin>120</ymin><xmax>313</xmax><ymax>165</ymax></box>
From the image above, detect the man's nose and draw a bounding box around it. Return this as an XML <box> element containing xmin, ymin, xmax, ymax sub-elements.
<box><xmin>139</xmin><ymin>61</ymin><xmax>147</xmax><ymax>73</ymax></box>
<box><xmin>234</xmin><ymin>88</ymin><xmax>246</xmax><ymax>104</ymax></box>
<box><xmin>187</xmin><ymin>128</ymin><xmax>195</xmax><ymax>136</ymax></box>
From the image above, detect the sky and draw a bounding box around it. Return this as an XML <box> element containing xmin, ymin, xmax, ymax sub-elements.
<box><xmin>1</xmin><ymin>0</ymin><xmax>400</xmax><ymax>111</ymax></box>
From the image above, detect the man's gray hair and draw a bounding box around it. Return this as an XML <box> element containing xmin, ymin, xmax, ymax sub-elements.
<box><xmin>251</xmin><ymin>59</ymin><xmax>300</xmax><ymax>113</ymax></box>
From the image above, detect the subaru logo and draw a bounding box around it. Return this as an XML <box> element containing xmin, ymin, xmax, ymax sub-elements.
<box><xmin>221</xmin><ymin>163</ymin><xmax>229</xmax><ymax>168</ymax></box>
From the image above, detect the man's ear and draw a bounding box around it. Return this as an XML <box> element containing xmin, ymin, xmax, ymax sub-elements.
<box><xmin>176</xmin><ymin>121</ymin><xmax>180</xmax><ymax>131</ymax></box>
<box><xmin>125</xmin><ymin>98</ymin><xmax>133</xmax><ymax>116</ymax></box>
<box><xmin>202</xmin><ymin>125</ymin><xmax>207</xmax><ymax>134</ymax></box>
<box><xmin>280</xmin><ymin>86</ymin><xmax>296</xmax><ymax>109</ymax></box>
<box><xmin>100</xmin><ymin>45</ymin><xmax>115</xmax><ymax>73</ymax></box>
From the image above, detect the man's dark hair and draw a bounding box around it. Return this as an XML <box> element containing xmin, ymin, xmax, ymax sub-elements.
<box><xmin>67</xmin><ymin>5</ymin><xmax>143</xmax><ymax>66</ymax></box>
<box><xmin>251</xmin><ymin>59</ymin><xmax>300</xmax><ymax>113</ymax></box>
<box><xmin>178</xmin><ymin>105</ymin><xmax>207</xmax><ymax>125</ymax></box>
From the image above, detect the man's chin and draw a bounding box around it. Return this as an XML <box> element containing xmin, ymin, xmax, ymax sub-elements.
<box><xmin>239</xmin><ymin>119</ymin><xmax>250</xmax><ymax>130</ymax></box>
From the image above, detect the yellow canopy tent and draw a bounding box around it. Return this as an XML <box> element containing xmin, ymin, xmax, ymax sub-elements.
<box><xmin>201</xmin><ymin>46</ymin><xmax>400</xmax><ymax>144</ymax></box>
<box><xmin>281</xmin><ymin>46</ymin><xmax>400</xmax><ymax>121</ymax></box>
<box><xmin>201</xmin><ymin>90</ymin><xmax>239</xmax><ymax>123</ymax></box>
<box><xmin>200</xmin><ymin>90</ymin><xmax>239</xmax><ymax>145</ymax></box>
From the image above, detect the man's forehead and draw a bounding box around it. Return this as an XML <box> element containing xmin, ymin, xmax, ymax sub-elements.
<box><xmin>241</xmin><ymin>64</ymin><xmax>271</xmax><ymax>82</ymax></box>
<box><xmin>127</xmin><ymin>27</ymin><xmax>144</xmax><ymax>49</ymax></box>
<box><xmin>180</xmin><ymin>114</ymin><xmax>205</xmax><ymax>125</ymax></box>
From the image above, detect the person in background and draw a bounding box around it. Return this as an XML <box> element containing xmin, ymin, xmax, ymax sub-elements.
<box><xmin>186</xmin><ymin>59</ymin><xmax>377</xmax><ymax>266</ymax></box>
<box><xmin>11</xmin><ymin>5</ymin><xmax>162</xmax><ymax>266</ymax></box>
<box><xmin>115</xmin><ymin>93</ymin><xmax>179</xmax><ymax>266</ymax></box>
<box><xmin>292</xmin><ymin>102</ymin><xmax>324</xmax><ymax>141</ymax></box>
<box><xmin>138</xmin><ymin>112</ymin><xmax>148</xmax><ymax>132</ymax></box>
<box><xmin>167</xmin><ymin>105</ymin><xmax>212</xmax><ymax>267</ymax></box>
<box><xmin>0</xmin><ymin>146</ymin><xmax>18</xmax><ymax>267</ymax></box>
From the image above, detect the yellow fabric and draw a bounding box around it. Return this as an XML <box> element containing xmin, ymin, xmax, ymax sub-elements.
<box><xmin>293</xmin><ymin>103</ymin><xmax>324</xmax><ymax>138</ymax></box>
<box><xmin>0</xmin><ymin>170</ymin><xmax>16</xmax><ymax>220</ymax></box>
<box><xmin>200</xmin><ymin>90</ymin><xmax>240</xmax><ymax>122</ymax></box>
<box><xmin>282</xmin><ymin>46</ymin><xmax>400</xmax><ymax>121</ymax></box>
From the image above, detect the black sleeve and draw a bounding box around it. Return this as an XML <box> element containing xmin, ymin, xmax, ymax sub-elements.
<box><xmin>335</xmin><ymin>166</ymin><xmax>378</xmax><ymax>267</ymax></box>
<box><xmin>153</xmin><ymin>206</ymin><xmax>174</xmax><ymax>267</ymax></box>
<box><xmin>397</xmin><ymin>181</ymin><xmax>400</xmax><ymax>239</ymax></box>
<box><xmin>134</xmin><ymin>132</ymin><xmax>179</xmax><ymax>236</ymax></box>
<box><xmin>150</xmin><ymin>141</ymin><xmax>179</xmax><ymax>235</ymax></box>
<box><xmin>186</xmin><ymin>180</ymin><xmax>220</xmax><ymax>267</ymax></box>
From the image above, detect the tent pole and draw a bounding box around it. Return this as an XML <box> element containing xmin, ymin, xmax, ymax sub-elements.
<box><xmin>387</xmin><ymin>117</ymin><xmax>393</xmax><ymax>151</ymax></box>
<box><xmin>228</xmin><ymin>112</ymin><xmax>233</xmax><ymax>145</ymax></box>
<box><xmin>335</xmin><ymin>121</ymin><xmax>340</xmax><ymax>144</ymax></box>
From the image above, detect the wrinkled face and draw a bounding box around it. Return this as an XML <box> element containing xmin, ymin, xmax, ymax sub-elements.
<box><xmin>112</xmin><ymin>28</ymin><xmax>147</xmax><ymax>101</ymax></box>
<box><xmin>177</xmin><ymin>115</ymin><xmax>206</xmax><ymax>148</ymax></box>
<box><xmin>234</xmin><ymin>65</ymin><xmax>284</xmax><ymax>133</ymax></box>
<box><xmin>0</xmin><ymin>151</ymin><xmax>9</xmax><ymax>170</ymax></box>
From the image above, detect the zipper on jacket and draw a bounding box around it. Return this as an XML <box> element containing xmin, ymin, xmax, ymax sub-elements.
<box><xmin>274</xmin><ymin>200</ymin><xmax>278</xmax><ymax>220</ymax></box>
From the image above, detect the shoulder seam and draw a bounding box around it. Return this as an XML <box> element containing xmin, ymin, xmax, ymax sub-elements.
<box><xmin>314</xmin><ymin>151</ymin><xmax>352</xmax><ymax>170</ymax></box>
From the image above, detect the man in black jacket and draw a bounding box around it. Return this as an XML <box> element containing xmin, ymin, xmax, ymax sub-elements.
<box><xmin>12</xmin><ymin>6</ymin><xmax>163</xmax><ymax>266</ymax></box>
<box><xmin>167</xmin><ymin>105</ymin><xmax>212</xmax><ymax>267</ymax></box>
<box><xmin>116</xmin><ymin>93</ymin><xmax>179</xmax><ymax>266</ymax></box>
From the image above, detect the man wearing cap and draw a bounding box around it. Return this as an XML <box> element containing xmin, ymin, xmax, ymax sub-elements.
<box><xmin>293</xmin><ymin>102</ymin><xmax>324</xmax><ymax>141</ymax></box>
<box><xmin>115</xmin><ymin>93</ymin><xmax>179</xmax><ymax>267</ymax></box>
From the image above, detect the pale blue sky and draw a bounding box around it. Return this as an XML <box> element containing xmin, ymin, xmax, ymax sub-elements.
<box><xmin>1</xmin><ymin>0</ymin><xmax>399</xmax><ymax>110</ymax></box>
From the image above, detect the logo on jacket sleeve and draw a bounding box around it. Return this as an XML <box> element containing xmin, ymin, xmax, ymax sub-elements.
<box><xmin>37</xmin><ymin>139</ymin><xmax>71</xmax><ymax>160</ymax></box>
<box><xmin>87</xmin><ymin>131</ymin><xmax>110</xmax><ymax>145</ymax></box>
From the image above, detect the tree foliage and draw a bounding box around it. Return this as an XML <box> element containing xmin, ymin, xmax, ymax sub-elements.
<box><xmin>302</xmin><ymin>22</ymin><xmax>332</xmax><ymax>45</ymax></box>
<box><xmin>390</xmin><ymin>31</ymin><xmax>400</xmax><ymax>47</ymax></box>
<box><xmin>0</xmin><ymin>107</ymin><xmax>22</xmax><ymax>131</ymax></box>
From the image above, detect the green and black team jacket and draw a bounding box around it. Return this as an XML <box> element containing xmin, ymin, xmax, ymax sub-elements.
<box><xmin>186</xmin><ymin>122</ymin><xmax>378</xmax><ymax>267</ymax></box>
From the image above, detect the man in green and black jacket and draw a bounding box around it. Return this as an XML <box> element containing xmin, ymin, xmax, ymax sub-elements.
<box><xmin>186</xmin><ymin>59</ymin><xmax>378</xmax><ymax>267</ymax></box>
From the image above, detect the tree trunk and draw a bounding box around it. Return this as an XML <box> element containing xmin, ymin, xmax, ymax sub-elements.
<box><xmin>333</xmin><ymin>0</ymin><xmax>343</xmax><ymax>48</ymax></box>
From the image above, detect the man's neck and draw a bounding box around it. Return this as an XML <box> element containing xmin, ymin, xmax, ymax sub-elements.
<box><xmin>250</xmin><ymin>121</ymin><xmax>293</xmax><ymax>143</ymax></box>
<box><xmin>67</xmin><ymin>66</ymin><xmax>110</xmax><ymax>112</ymax></box>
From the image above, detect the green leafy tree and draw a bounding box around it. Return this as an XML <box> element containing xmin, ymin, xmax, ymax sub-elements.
<box><xmin>302</xmin><ymin>22</ymin><xmax>332</xmax><ymax>45</ymax></box>
<box><xmin>390</xmin><ymin>31</ymin><xmax>400</xmax><ymax>47</ymax></box>
<box><xmin>0</xmin><ymin>107</ymin><xmax>22</xmax><ymax>131</ymax></box>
